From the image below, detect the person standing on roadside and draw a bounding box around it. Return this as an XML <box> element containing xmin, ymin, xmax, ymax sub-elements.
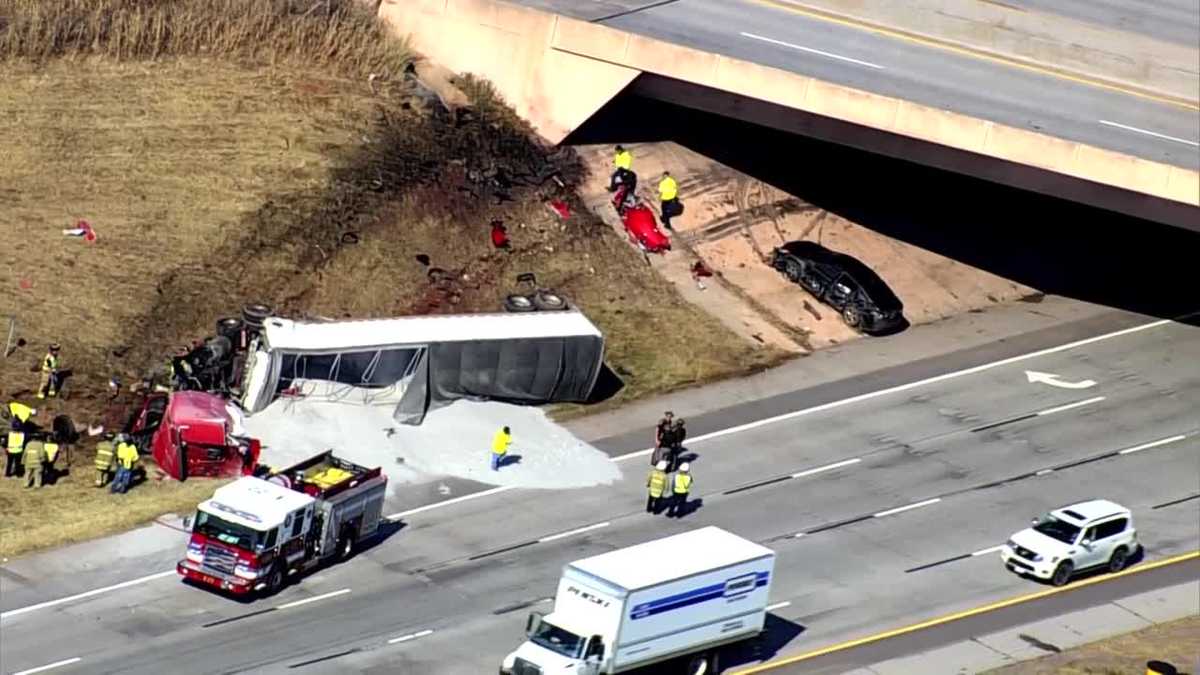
<box><xmin>652</xmin><ymin>411</ymin><xmax>675</xmax><ymax>468</ymax></box>
<box><xmin>112</xmin><ymin>435</ymin><xmax>139</xmax><ymax>494</ymax></box>
<box><xmin>609</xmin><ymin>145</ymin><xmax>636</xmax><ymax>194</ymax></box>
<box><xmin>4</xmin><ymin>401</ymin><xmax>36</xmax><ymax>478</ymax></box>
<box><xmin>491</xmin><ymin>425</ymin><xmax>512</xmax><ymax>471</ymax></box>
<box><xmin>22</xmin><ymin>437</ymin><xmax>45</xmax><ymax>489</ymax></box>
<box><xmin>646</xmin><ymin>461</ymin><xmax>669</xmax><ymax>514</ymax></box>
<box><xmin>658</xmin><ymin>171</ymin><xmax>680</xmax><ymax>231</ymax></box>
<box><xmin>667</xmin><ymin>462</ymin><xmax>693</xmax><ymax>518</ymax></box>
<box><xmin>38</xmin><ymin>343</ymin><xmax>61</xmax><ymax>399</ymax></box>
<box><xmin>94</xmin><ymin>434</ymin><xmax>117</xmax><ymax>488</ymax></box>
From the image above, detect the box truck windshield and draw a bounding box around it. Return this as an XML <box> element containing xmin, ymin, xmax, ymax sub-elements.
<box><xmin>529</xmin><ymin>619</ymin><xmax>586</xmax><ymax>659</ymax></box>
<box><xmin>193</xmin><ymin>511</ymin><xmax>267</xmax><ymax>550</ymax></box>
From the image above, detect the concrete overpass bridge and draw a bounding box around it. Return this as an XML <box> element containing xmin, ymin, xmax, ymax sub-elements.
<box><xmin>379</xmin><ymin>0</ymin><xmax>1199</xmax><ymax>229</ymax></box>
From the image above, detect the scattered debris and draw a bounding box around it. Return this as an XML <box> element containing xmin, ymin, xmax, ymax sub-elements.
<box><xmin>62</xmin><ymin>219</ymin><xmax>97</xmax><ymax>242</ymax></box>
<box><xmin>691</xmin><ymin>260</ymin><xmax>714</xmax><ymax>290</ymax></box>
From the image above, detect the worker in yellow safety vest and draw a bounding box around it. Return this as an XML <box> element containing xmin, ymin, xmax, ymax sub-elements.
<box><xmin>609</xmin><ymin>145</ymin><xmax>636</xmax><ymax>193</ymax></box>
<box><xmin>38</xmin><ymin>343</ymin><xmax>61</xmax><ymax>399</ymax></box>
<box><xmin>23</xmin><ymin>438</ymin><xmax>45</xmax><ymax>489</ymax></box>
<box><xmin>646</xmin><ymin>461</ymin><xmax>669</xmax><ymax>515</ymax></box>
<box><xmin>667</xmin><ymin>462</ymin><xmax>693</xmax><ymax>518</ymax></box>
<box><xmin>4</xmin><ymin>401</ymin><xmax>36</xmax><ymax>478</ymax></box>
<box><xmin>112</xmin><ymin>436</ymin><xmax>140</xmax><ymax>494</ymax></box>
<box><xmin>658</xmin><ymin>171</ymin><xmax>680</xmax><ymax>231</ymax></box>
<box><xmin>491</xmin><ymin>426</ymin><xmax>512</xmax><ymax>472</ymax></box>
<box><xmin>94</xmin><ymin>436</ymin><xmax>117</xmax><ymax>487</ymax></box>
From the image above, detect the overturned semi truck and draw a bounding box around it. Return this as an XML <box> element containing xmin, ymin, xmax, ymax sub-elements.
<box><xmin>237</xmin><ymin>311</ymin><xmax>606</xmax><ymax>425</ymax></box>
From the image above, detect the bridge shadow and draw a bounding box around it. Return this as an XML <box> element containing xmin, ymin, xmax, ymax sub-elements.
<box><xmin>566</xmin><ymin>94</ymin><xmax>1199</xmax><ymax>325</ymax></box>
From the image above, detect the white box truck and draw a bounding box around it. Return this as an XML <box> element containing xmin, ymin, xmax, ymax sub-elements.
<box><xmin>500</xmin><ymin>526</ymin><xmax>776</xmax><ymax>675</ymax></box>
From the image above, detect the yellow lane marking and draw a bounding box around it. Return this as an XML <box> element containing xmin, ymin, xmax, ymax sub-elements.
<box><xmin>745</xmin><ymin>0</ymin><xmax>1200</xmax><ymax>111</ymax></box>
<box><xmin>733</xmin><ymin>550</ymin><xmax>1200</xmax><ymax>673</ymax></box>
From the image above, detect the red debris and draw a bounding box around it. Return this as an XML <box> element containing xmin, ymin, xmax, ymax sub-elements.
<box><xmin>490</xmin><ymin>220</ymin><xmax>510</xmax><ymax>249</ymax></box>
<box><xmin>548</xmin><ymin>200</ymin><xmax>571</xmax><ymax>220</ymax></box>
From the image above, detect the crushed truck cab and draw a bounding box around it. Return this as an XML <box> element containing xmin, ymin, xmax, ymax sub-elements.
<box><xmin>129</xmin><ymin>390</ymin><xmax>259</xmax><ymax>481</ymax></box>
<box><xmin>178</xmin><ymin>451</ymin><xmax>387</xmax><ymax>597</ymax></box>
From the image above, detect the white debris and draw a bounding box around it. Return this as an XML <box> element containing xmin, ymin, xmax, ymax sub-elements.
<box><xmin>243</xmin><ymin>393</ymin><xmax>620</xmax><ymax>492</ymax></box>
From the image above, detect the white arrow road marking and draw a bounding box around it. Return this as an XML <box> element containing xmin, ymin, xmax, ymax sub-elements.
<box><xmin>1025</xmin><ymin>370</ymin><xmax>1097</xmax><ymax>389</ymax></box>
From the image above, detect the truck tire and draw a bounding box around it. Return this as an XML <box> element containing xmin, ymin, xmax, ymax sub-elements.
<box><xmin>503</xmin><ymin>294</ymin><xmax>536</xmax><ymax>313</ymax></box>
<box><xmin>242</xmin><ymin>303</ymin><xmax>273</xmax><ymax>329</ymax></box>
<box><xmin>336</xmin><ymin>524</ymin><xmax>358</xmax><ymax>561</ymax></box>
<box><xmin>215</xmin><ymin>317</ymin><xmax>243</xmax><ymax>342</ymax></box>
<box><xmin>263</xmin><ymin>565</ymin><xmax>285</xmax><ymax>597</ymax></box>
<box><xmin>533</xmin><ymin>290</ymin><xmax>567</xmax><ymax>311</ymax></box>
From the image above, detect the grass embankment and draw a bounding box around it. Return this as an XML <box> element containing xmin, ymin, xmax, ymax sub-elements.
<box><xmin>0</xmin><ymin>0</ymin><xmax>782</xmax><ymax>559</ymax></box>
<box><xmin>982</xmin><ymin>614</ymin><xmax>1199</xmax><ymax>675</ymax></box>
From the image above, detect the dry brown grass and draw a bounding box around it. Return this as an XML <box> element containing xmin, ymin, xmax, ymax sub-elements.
<box><xmin>982</xmin><ymin>614</ymin><xmax>1199</xmax><ymax>675</ymax></box>
<box><xmin>0</xmin><ymin>0</ymin><xmax>782</xmax><ymax>559</ymax></box>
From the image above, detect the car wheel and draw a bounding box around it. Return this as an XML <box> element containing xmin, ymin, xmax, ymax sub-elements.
<box><xmin>841</xmin><ymin>305</ymin><xmax>863</xmax><ymax>329</ymax></box>
<box><xmin>784</xmin><ymin>260</ymin><xmax>803</xmax><ymax>283</ymax></box>
<box><xmin>1108</xmin><ymin>547</ymin><xmax>1128</xmax><ymax>573</ymax></box>
<box><xmin>503</xmin><ymin>294</ymin><xmax>536</xmax><ymax>313</ymax></box>
<box><xmin>1051</xmin><ymin>561</ymin><xmax>1074</xmax><ymax>586</ymax></box>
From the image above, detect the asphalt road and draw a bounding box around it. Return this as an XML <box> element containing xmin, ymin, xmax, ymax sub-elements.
<box><xmin>1</xmin><ymin>310</ymin><xmax>1197</xmax><ymax>675</ymax></box>
<box><xmin>1002</xmin><ymin>0</ymin><xmax>1200</xmax><ymax>46</ymax></box>
<box><xmin>513</xmin><ymin>0</ymin><xmax>1199</xmax><ymax>170</ymax></box>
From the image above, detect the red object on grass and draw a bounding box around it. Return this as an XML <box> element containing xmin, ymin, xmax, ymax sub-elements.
<box><xmin>19</xmin><ymin>279</ymin><xmax>33</xmax><ymax>290</ymax></box>
<box><xmin>490</xmin><ymin>221</ymin><xmax>510</xmax><ymax>249</ymax></box>
<box><xmin>548</xmin><ymin>200</ymin><xmax>571</xmax><ymax>219</ymax></box>
<box><xmin>78</xmin><ymin>220</ymin><xmax>97</xmax><ymax>243</ymax></box>
<box><xmin>623</xmin><ymin>204</ymin><xmax>671</xmax><ymax>254</ymax></box>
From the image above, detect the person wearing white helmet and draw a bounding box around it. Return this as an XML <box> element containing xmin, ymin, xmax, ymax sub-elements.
<box><xmin>646</xmin><ymin>460</ymin><xmax>669</xmax><ymax>514</ymax></box>
<box><xmin>667</xmin><ymin>462</ymin><xmax>693</xmax><ymax>518</ymax></box>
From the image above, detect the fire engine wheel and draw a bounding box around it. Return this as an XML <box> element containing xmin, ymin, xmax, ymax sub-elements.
<box><xmin>263</xmin><ymin>566</ymin><xmax>285</xmax><ymax>596</ymax></box>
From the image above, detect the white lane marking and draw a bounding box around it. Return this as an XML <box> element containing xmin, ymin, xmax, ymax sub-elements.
<box><xmin>11</xmin><ymin>658</ymin><xmax>82</xmax><ymax>675</ymax></box>
<box><xmin>874</xmin><ymin>498</ymin><xmax>941</xmax><ymax>518</ymax></box>
<box><xmin>388</xmin><ymin>485</ymin><xmax>514</xmax><ymax>520</ymax></box>
<box><xmin>388</xmin><ymin>628</ymin><xmax>435</xmax><ymax>645</ymax></box>
<box><xmin>740</xmin><ymin>31</ymin><xmax>885</xmax><ymax>69</ymax></box>
<box><xmin>972</xmin><ymin>545</ymin><xmax>1005</xmax><ymax>557</ymax></box>
<box><xmin>1099</xmin><ymin>120</ymin><xmax>1200</xmax><ymax>147</ymax></box>
<box><xmin>0</xmin><ymin>570</ymin><xmax>176</xmax><ymax>621</ymax></box>
<box><xmin>539</xmin><ymin>522</ymin><xmax>611</xmax><ymax>543</ymax></box>
<box><xmin>766</xmin><ymin>601</ymin><xmax>792</xmax><ymax>612</ymax></box>
<box><xmin>0</xmin><ymin>318</ymin><xmax>1174</xmax><ymax>620</ymax></box>
<box><xmin>792</xmin><ymin>458</ymin><xmax>862</xmax><ymax>479</ymax></box>
<box><xmin>276</xmin><ymin>588</ymin><xmax>351</xmax><ymax>610</ymax></box>
<box><xmin>1118</xmin><ymin>434</ymin><xmax>1189</xmax><ymax>455</ymax></box>
<box><xmin>625</xmin><ymin>320</ymin><xmax>1169</xmax><ymax>451</ymax></box>
<box><xmin>1036</xmin><ymin>396</ymin><xmax>1105</xmax><ymax>416</ymax></box>
<box><xmin>1036</xmin><ymin>468</ymin><xmax>1054</xmax><ymax>476</ymax></box>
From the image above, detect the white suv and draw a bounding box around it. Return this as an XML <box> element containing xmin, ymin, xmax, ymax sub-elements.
<box><xmin>1001</xmin><ymin>499</ymin><xmax>1139</xmax><ymax>586</ymax></box>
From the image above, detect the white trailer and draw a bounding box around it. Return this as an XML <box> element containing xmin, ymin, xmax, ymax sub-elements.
<box><xmin>501</xmin><ymin>527</ymin><xmax>776</xmax><ymax>675</ymax></box>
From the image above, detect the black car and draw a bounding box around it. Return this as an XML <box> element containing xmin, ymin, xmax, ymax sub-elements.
<box><xmin>770</xmin><ymin>241</ymin><xmax>905</xmax><ymax>334</ymax></box>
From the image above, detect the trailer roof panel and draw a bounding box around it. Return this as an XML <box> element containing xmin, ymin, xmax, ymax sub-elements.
<box><xmin>261</xmin><ymin>311</ymin><xmax>602</xmax><ymax>352</ymax></box>
<box><xmin>569</xmin><ymin>527</ymin><xmax>774</xmax><ymax>591</ymax></box>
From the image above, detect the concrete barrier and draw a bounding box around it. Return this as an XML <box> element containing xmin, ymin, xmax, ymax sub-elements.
<box><xmin>378</xmin><ymin>0</ymin><xmax>1199</xmax><ymax>221</ymax></box>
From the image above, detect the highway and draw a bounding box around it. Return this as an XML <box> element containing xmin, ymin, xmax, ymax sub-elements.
<box><xmin>1002</xmin><ymin>0</ymin><xmax>1200</xmax><ymax>46</ymax></box>
<box><xmin>1</xmin><ymin>306</ymin><xmax>1197</xmax><ymax>674</ymax></box>
<box><xmin>513</xmin><ymin>0</ymin><xmax>1199</xmax><ymax>170</ymax></box>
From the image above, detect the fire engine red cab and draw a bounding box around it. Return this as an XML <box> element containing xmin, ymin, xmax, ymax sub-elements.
<box><xmin>177</xmin><ymin>451</ymin><xmax>387</xmax><ymax>596</ymax></box>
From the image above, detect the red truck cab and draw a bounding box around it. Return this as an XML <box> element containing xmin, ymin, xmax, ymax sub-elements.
<box><xmin>129</xmin><ymin>390</ymin><xmax>259</xmax><ymax>481</ymax></box>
